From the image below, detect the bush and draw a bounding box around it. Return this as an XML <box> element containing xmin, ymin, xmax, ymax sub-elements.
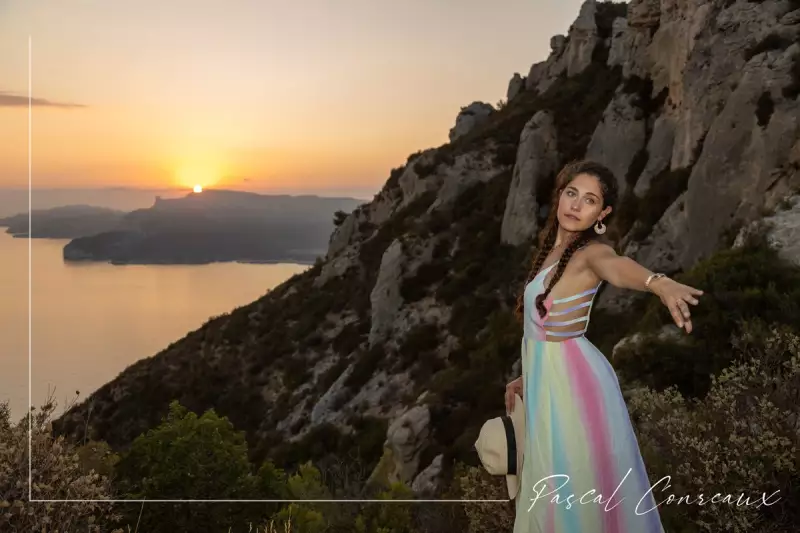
<box><xmin>113</xmin><ymin>400</ymin><xmax>282</xmax><ymax>531</ymax></box>
<box><xmin>450</xmin><ymin>462</ymin><xmax>515</xmax><ymax>533</ymax></box>
<box><xmin>626</xmin><ymin>325</ymin><xmax>800</xmax><ymax>532</ymax></box>
<box><xmin>615</xmin><ymin>235</ymin><xmax>800</xmax><ymax>398</ymax></box>
<box><xmin>0</xmin><ymin>398</ymin><xmax>122</xmax><ymax>532</ymax></box>
<box><xmin>397</xmin><ymin>323</ymin><xmax>441</xmax><ymax>370</ymax></box>
<box><xmin>344</xmin><ymin>345</ymin><xmax>384</xmax><ymax>392</ymax></box>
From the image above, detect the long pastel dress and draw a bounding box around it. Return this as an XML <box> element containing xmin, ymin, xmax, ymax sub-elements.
<box><xmin>513</xmin><ymin>261</ymin><xmax>666</xmax><ymax>533</ymax></box>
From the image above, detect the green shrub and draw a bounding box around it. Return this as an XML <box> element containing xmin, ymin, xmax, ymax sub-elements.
<box><xmin>344</xmin><ymin>345</ymin><xmax>385</xmax><ymax>391</ymax></box>
<box><xmin>615</xmin><ymin>235</ymin><xmax>800</xmax><ymax>398</ymax></box>
<box><xmin>332</xmin><ymin>322</ymin><xmax>365</xmax><ymax>356</ymax></box>
<box><xmin>114</xmin><ymin>400</ymin><xmax>286</xmax><ymax>531</ymax></box>
<box><xmin>397</xmin><ymin>323</ymin><xmax>441</xmax><ymax>369</ymax></box>
<box><xmin>626</xmin><ymin>325</ymin><xmax>800</xmax><ymax>532</ymax></box>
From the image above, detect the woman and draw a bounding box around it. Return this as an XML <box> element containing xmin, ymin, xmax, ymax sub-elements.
<box><xmin>506</xmin><ymin>160</ymin><xmax>703</xmax><ymax>533</ymax></box>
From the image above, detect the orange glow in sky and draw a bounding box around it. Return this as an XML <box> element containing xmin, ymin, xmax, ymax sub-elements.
<box><xmin>0</xmin><ymin>0</ymin><xmax>586</xmax><ymax>193</ymax></box>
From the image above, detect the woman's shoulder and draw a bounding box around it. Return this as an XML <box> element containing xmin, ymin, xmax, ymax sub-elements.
<box><xmin>577</xmin><ymin>237</ymin><xmax>616</xmax><ymax>254</ymax></box>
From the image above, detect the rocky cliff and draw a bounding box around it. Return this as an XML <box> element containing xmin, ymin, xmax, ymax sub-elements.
<box><xmin>53</xmin><ymin>0</ymin><xmax>800</xmax><ymax>496</ymax></box>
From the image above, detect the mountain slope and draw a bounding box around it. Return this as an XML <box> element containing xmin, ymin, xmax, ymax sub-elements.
<box><xmin>53</xmin><ymin>0</ymin><xmax>800</xmax><ymax>495</ymax></box>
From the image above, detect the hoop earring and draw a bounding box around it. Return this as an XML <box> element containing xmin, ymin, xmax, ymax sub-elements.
<box><xmin>594</xmin><ymin>219</ymin><xmax>606</xmax><ymax>235</ymax></box>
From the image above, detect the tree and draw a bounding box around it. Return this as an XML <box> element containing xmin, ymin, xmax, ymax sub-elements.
<box><xmin>114</xmin><ymin>400</ymin><xmax>283</xmax><ymax>531</ymax></box>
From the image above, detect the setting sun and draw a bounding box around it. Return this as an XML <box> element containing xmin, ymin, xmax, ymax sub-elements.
<box><xmin>193</xmin><ymin>184</ymin><xmax>203</xmax><ymax>193</ymax></box>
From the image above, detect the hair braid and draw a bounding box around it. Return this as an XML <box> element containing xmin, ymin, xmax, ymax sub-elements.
<box><xmin>513</xmin><ymin>205</ymin><xmax>559</xmax><ymax>321</ymax></box>
<box><xmin>534</xmin><ymin>231</ymin><xmax>590</xmax><ymax>318</ymax></box>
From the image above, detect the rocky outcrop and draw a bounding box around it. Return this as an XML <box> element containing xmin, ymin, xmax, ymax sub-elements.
<box><xmin>525</xmin><ymin>36</ymin><xmax>568</xmax><ymax>94</ymax></box>
<box><xmin>607</xmin><ymin>17</ymin><xmax>630</xmax><ymax>68</ymax></box>
<box><xmin>369</xmin><ymin>239</ymin><xmax>407</xmax><ymax>347</ymax></box>
<box><xmin>585</xmin><ymin>89</ymin><xmax>648</xmax><ymax>195</ymax></box>
<box><xmin>680</xmin><ymin>42</ymin><xmax>800</xmax><ymax>267</ymax></box>
<box><xmin>501</xmin><ymin>110</ymin><xmax>559</xmax><ymax>246</ymax></box>
<box><xmin>525</xmin><ymin>0</ymin><xmax>604</xmax><ymax>94</ymax></box>
<box><xmin>633</xmin><ymin>115</ymin><xmax>676</xmax><ymax>197</ymax></box>
<box><xmin>372</xmin><ymin>405</ymin><xmax>431</xmax><ymax>486</ymax></box>
<box><xmin>449</xmin><ymin>102</ymin><xmax>495</xmax><ymax>142</ymax></box>
<box><xmin>735</xmin><ymin>195</ymin><xmax>800</xmax><ymax>267</ymax></box>
<box><xmin>427</xmin><ymin>150</ymin><xmax>500</xmax><ymax>213</ymax></box>
<box><xmin>507</xmin><ymin>73</ymin><xmax>525</xmax><ymax>101</ymax></box>
<box><xmin>629</xmin><ymin>0</ymin><xmax>660</xmax><ymax>29</ymax></box>
<box><xmin>411</xmin><ymin>454</ymin><xmax>444</xmax><ymax>496</ymax></box>
<box><xmin>565</xmin><ymin>0</ymin><xmax>600</xmax><ymax>77</ymax></box>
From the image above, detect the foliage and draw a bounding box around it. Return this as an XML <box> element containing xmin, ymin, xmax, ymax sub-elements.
<box><xmin>353</xmin><ymin>482</ymin><xmax>417</xmax><ymax>533</ymax></box>
<box><xmin>626</xmin><ymin>325</ymin><xmax>800</xmax><ymax>532</ymax></box>
<box><xmin>614</xmin><ymin>234</ymin><xmax>800</xmax><ymax>398</ymax></box>
<box><xmin>0</xmin><ymin>397</ymin><xmax>122</xmax><ymax>532</ymax></box>
<box><xmin>114</xmin><ymin>400</ymin><xmax>284</xmax><ymax>531</ymax></box>
<box><xmin>450</xmin><ymin>461</ymin><xmax>515</xmax><ymax>533</ymax></box>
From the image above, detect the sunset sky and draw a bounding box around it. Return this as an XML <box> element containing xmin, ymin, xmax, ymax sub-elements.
<box><xmin>0</xmin><ymin>0</ymin><xmax>584</xmax><ymax>195</ymax></box>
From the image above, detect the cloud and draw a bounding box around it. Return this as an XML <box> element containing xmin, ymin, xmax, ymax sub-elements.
<box><xmin>0</xmin><ymin>91</ymin><xmax>86</xmax><ymax>108</ymax></box>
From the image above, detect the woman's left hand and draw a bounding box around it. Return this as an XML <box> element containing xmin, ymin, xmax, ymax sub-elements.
<box><xmin>650</xmin><ymin>278</ymin><xmax>703</xmax><ymax>333</ymax></box>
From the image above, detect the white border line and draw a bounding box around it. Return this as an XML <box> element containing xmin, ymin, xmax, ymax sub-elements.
<box><xmin>28</xmin><ymin>33</ymin><xmax>33</xmax><ymax>503</ymax></box>
<box><xmin>33</xmin><ymin>499</ymin><xmax>512</xmax><ymax>503</ymax></box>
<box><xmin>24</xmin><ymin>35</ymin><xmax>504</xmax><ymax>504</ymax></box>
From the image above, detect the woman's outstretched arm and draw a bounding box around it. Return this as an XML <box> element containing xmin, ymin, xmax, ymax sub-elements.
<box><xmin>583</xmin><ymin>242</ymin><xmax>703</xmax><ymax>333</ymax></box>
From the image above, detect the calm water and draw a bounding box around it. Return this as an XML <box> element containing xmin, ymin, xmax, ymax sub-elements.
<box><xmin>0</xmin><ymin>231</ymin><xmax>309</xmax><ymax>421</ymax></box>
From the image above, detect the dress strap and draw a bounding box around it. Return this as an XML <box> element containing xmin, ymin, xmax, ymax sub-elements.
<box><xmin>551</xmin><ymin>287</ymin><xmax>598</xmax><ymax>304</ymax></box>
<box><xmin>543</xmin><ymin>316</ymin><xmax>590</xmax><ymax>327</ymax></box>
<box><xmin>548</xmin><ymin>300</ymin><xmax>593</xmax><ymax>316</ymax></box>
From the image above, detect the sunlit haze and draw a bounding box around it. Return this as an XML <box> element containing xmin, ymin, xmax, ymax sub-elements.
<box><xmin>0</xmin><ymin>0</ymin><xmax>585</xmax><ymax>195</ymax></box>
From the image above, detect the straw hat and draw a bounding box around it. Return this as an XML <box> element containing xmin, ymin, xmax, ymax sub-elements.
<box><xmin>473</xmin><ymin>393</ymin><xmax>525</xmax><ymax>500</ymax></box>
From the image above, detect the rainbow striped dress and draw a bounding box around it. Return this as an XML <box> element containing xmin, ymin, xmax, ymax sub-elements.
<box><xmin>514</xmin><ymin>261</ymin><xmax>666</xmax><ymax>533</ymax></box>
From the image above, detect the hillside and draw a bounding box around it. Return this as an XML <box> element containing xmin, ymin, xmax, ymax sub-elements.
<box><xmin>53</xmin><ymin>0</ymin><xmax>800</xmax><ymax>507</ymax></box>
<box><xmin>61</xmin><ymin>190</ymin><xmax>364</xmax><ymax>264</ymax></box>
<box><xmin>0</xmin><ymin>205</ymin><xmax>125</xmax><ymax>238</ymax></box>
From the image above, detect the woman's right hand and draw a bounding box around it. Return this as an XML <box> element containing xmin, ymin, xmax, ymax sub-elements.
<box><xmin>505</xmin><ymin>376</ymin><xmax>523</xmax><ymax>414</ymax></box>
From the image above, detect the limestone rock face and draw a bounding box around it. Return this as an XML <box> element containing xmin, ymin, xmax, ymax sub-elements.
<box><xmin>385</xmin><ymin>405</ymin><xmax>431</xmax><ymax>484</ymax></box>
<box><xmin>585</xmin><ymin>89</ymin><xmax>648</xmax><ymax>195</ymax></box>
<box><xmin>628</xmin><ymin>0</ymin><xmax>660</xmax><ymax>29</ymax></box>
<box><xmin>428</xmin><ymin>150</ymin><xmax>500</xmax><ymax>214</ymax></box>
<box><xmin>525</xmin><ymin>0</ymin><xmax>601</xmax><ymax>94</ymax></box>
<box><xmin>369</xmin><ymin>239</ymin><xmax>407</xmax><ymax>347</ymax></box>
<box><xmin>507</xmin><ymin>72</ymin><xmax>525</xmax><ymax>101</ymax></box>
<box><xmin>565</xmin><ymin>0</ymin><xmax>600</xmax><ymax>77</ymax></box>
<box><xmin>633</xmin><ymin>115</ymin><xmax>676</xmax><ymax>198</ymax></box>
<box><xmin>501</xmin><ymin>110</ymin><xmax>560</xmax><ymax>246</ymax></box>
<box><xmin>411</xmin><ymin>454</ymin><xmax>444</xmax><ymax>496</ymax></box>
<box><xmin>679</xmin><ymin>43</ymin><xmax>800</xmax><ymax>268</ymax></box>
<box><xmin>449</xmin><ymin>102</ymin><xmax>495</xmax><ymax>142</ymax></box>
<box><xmin>607</xmin><ymin>17</ymin><xmax>631</xmax><ymax>69</ymax></box>
<box><xmin>735</xmin><ymin>196</ymin><xmax>800</xmax><ymax>268</ymax></box>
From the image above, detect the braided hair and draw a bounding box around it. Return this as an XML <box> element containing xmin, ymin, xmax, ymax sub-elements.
<box><xmin>514</xmin><ymin>160</ymin><xmax>619</xmax><ymax>321</ymax></box>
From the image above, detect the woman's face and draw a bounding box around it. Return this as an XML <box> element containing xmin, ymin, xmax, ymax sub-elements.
<box><xmin>556</xmin><ymin>172</ymin><xmax>612</xmax><ymax>232</ymax></box>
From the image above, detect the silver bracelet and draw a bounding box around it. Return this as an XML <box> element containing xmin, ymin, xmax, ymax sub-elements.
<box><xmin>645</xmin><ymin>273</ymin><xmax>666</xmax><ymax>291</ymax></box>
